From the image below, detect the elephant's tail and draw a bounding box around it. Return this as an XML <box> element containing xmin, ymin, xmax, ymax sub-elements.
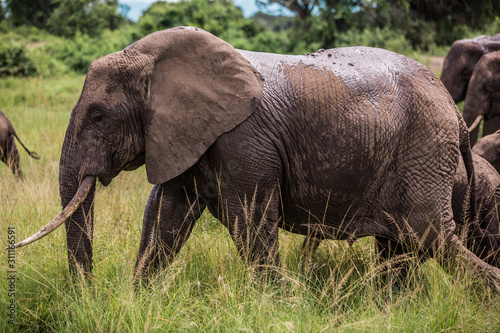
<box><xmin>13</xmin><ymin>132</ymin><xmax>40</xmax><ymax>160</ymax></box>
<box><xmin>457</xmin><ymin>108</ymin><xmax>478</xmax><ymax>227</ymax></box>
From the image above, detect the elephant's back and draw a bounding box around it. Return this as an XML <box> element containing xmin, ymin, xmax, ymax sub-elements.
<box><xmin>239</xmin><ymin>47</ymin><xmax>461</xmax><ymax>234</ymax></box>
<box><xmin>239</xmin><ymin>47</ymin><xmax>428</xmax><ymax>91</ymax></box>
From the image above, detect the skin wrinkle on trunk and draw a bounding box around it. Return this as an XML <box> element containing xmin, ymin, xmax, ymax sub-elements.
<box><xmin>59</xmin><ymin>143</ymin><xmax>97</xmax><ymax>273</ymax></box>
<box><xmin>462</xmin><ymin>51</ymin><xmax>500</xmax><ymax>145</ymax></box>
<box><xmin>62</xmin><ymin>176</ymin><xmax>96</xmax><ymax>274</ymax></box>
<box><xmin>8</xmin><ymin>176</ymin><xmax>95</xmax><ymax>249</ymax></box>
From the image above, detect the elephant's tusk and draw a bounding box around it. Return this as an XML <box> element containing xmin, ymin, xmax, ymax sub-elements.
<box><xmin>6</xmin><ymin>176</ymin><xmax>96</xmax><ymax>250</ymax></box>
<box><xmin>468</xmin><ymin>115</ymin><xmax>483</xmax><ymax>132</ymax></box>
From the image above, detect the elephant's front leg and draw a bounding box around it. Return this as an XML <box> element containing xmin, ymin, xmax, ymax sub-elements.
<box><xmin>135</xmin><ymin>182</ymin><xmax>205</xmax><ymax>278</ymax></box>
<box><xmin>375</xmin><ymin>236</ymin><xmax>414</xmax><ymax>287</ymax></box>
<box><xmin>224</xmin><ymin>186</ymin><xmax>281</xmax><ymax>270</ymax></box>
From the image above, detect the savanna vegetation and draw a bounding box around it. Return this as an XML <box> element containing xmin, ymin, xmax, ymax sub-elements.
<box><xmin>1</xmin><ymin>0</ymin><xmax>500</xmax><ymax>331</ymax></box>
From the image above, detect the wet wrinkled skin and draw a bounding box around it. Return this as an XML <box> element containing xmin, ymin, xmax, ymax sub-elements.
<box><xmin>51</xmin><ymin>27</ymin><xmax>500</xmax><ymax>287</ymax></box>
<box><xmin>440</xmin><ymin>34</ymin><xmax>500</xmax><ymax>103</ymax></box>
<box><xmin>0</xmin><ymin>110</ymin><xmax>39</xmax><ymax>179</ymax></box>
<box><xmin>305</xmin><ymin>153</ymin><xmax>500</xmax><ymax>271</ymax></box>
<box><xmin>462</xmin><ymin>51</ymin><xmax>500</xmax><ymax>145</ymax></box>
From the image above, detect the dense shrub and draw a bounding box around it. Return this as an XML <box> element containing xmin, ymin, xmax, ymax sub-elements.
<box><xmin>0</xmin><ymin>41</ymin><xmax>36</xmax><ymax>77</ymax></box>
<box><xmin>49</xmin><ymin>26</ymin><xmax>139</xmax><ymax>73</ymax></box>
<box><xmin>335</xmin><ymin>27</ymin><xmax>412</xmax><ymax>54</ymax></box>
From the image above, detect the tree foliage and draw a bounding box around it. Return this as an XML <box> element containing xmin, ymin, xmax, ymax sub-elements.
<box><xmin>4</xmin><ymin>0</ymin><xmax>124</xmax><ymax>37</ymax></box>
<box><xmin>257</xmin><ymin>0</ymin><xmax>500</xmax><ymax>48</ymax></box>
<box><xmin>46</xmin><ymin>0</ymin><xmax>125</xmax><ymax>37</ymax></box>
<box><xmin>5</xmin><ymin>0</ymin><xmax>58</xmax><ymax>27</ymax></box>
<box><xmin>257</xmin><ymin>0</ymin><xmax>317</xmax><ymax>21</ymax></box>
<box><xmin>0</xmin><ymin>1</ymin><xmax>5</xmax><ymax>22</ymax></box>
<box><xmin>0</xmin><ymin>0</ymin><xmax>499</xmax><ymax>77</ymax></box>
<box><xmin>138</xmin><ymin>0</ymin><xmax>257</xmax><ymax>38</ymax></box>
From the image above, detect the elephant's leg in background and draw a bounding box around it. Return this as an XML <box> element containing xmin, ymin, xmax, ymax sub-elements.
<box><xmin>0</xmin><ymin>136</ymin><xmax>23</xmax><ymax>179</ymax></box>
<box><xmin>134</xmin><ymin>182</ymin><xmax>205</xmax><ymax>278</ymax></box>
<box><xmin>403</xmin><ymin>200</ymin><xmax>500</xmax><ymax>287</ymax></box>
<box><xmin>470</xmin><ymin>126</ymin><xmax>480</xmax><ymax>147</ymax></box>
<box><xmin>481</xmin><ymin>115</ymin><xmax>500</xmax><ymax>139</ymax></box>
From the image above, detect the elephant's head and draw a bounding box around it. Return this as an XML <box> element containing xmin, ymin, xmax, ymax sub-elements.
<box><xmin>440</xmin><ymin>36</ymin><xmax>500</xmax><ymax>102</ymax></box>
<box><xmin>12</xmin><ymin>27</ymin><xmax>263</xmax><ymax>274</ymax></box>
<box><xmin>462</xmin><ymin>51</ymin><xmax>500</xmax><ymax>145</ymax></box>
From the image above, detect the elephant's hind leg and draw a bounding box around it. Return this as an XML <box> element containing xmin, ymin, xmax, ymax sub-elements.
<box><xmin>135</xmin><ymin>182</ymin><xmax>205</xmax><ymax>279</ymax></box>
<box><xmin>5</xmin><ymin>136</ymin><xmax>23</xmax><ymax>179</ymax></box>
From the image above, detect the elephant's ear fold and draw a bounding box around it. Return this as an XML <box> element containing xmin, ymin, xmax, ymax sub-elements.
<box><xmin>138</xmin><ymin>27</ymin><xmax>263</xmax><ymax>184</ymax></box>
<box><xmin>485</xmin><ymin>41</ymin><xmax>500</xmax><ymax>51</ymax></box>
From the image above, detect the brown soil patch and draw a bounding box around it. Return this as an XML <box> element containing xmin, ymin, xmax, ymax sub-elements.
<box><xmin>419</xmin><ymin>55</ymin><xmax>445</xmax><ymax>75</ymax></box>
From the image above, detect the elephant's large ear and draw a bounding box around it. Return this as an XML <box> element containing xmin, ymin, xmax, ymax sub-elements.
<box><xmin>131</xmin><ymin>27</ymin><xmax>263</xmax><ymax>184</ymax></box>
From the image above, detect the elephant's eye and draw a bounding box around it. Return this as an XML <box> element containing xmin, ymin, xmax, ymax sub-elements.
<box><xmin>91</xmin><ymin>113</ymin><xmax>104</xmax><ymax>124</ymax></box>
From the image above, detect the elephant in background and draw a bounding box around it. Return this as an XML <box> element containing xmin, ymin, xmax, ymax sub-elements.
<box><xmin>453</xmin><ymin>153</ymin><xmax>500</xmax><ymax>267</ymax></box>
<box><xmin>304</xmin><ymin>153</ymin><xmax>500</xmax><ymax>270</ymax></box>
<box><xmin>473</xmin><ymin>130</ymin><xmax>500</xmax><ymax>173</ymax></box>
<box><xmin>462</xmin><ymin>51</ymin><xmax>500</xmax><ymax>146</ymax></box>
<box><xmin>440</xmin><ymin>34</ymin><xmax>500</xmax><ymax>103</ymax></box>
<box><xmin>12</xmin><ymin>27</ymin><xmax>500</xmax><ymax>288</ymax></box>
<box><xmin>0</xmin><ymin>110</ymin><xmax>39</xmax><ymax>179</ymax></box>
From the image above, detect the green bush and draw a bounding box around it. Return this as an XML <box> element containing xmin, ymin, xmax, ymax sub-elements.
<box><xmin>336</xmin><ymin>27</ymin><xmax>412</xmax><ymax>54</ymax></box>
<box><xmin>0</xmin><ymin>41</ymin><xmax>36</xmax><ymax>77</ymax></box>
<box><xmin>49</xmin><ymin>26</ymin><xmax>139</xmax><ymax>73</ymax></box>
<box><xmin>248</xmin><ymin>30</ymin><xmax>294</xmax><ymax>54</ymax></box>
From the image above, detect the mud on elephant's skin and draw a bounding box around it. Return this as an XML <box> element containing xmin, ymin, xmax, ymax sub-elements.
<box><xmin>12</xmin><ymin>27</ymin><xmax>500</xmax><ymax>288</ymax></box>
<box><xmin>0</xmin><ymin>110</ymin><xmax>39</xmax><ymax>179</ymax></box>
<box><xmin>473</xmin><ymin>130</ymin><xmax>500</xmax><ymax>173</ymax></box>
<box><xmin>305</xmin><ymin>153</ymin><xmax>500</xmax><ymax>271</ymax></box>
<box><xmin>440</xmin><ymin>34</ymin><xmax>500</xmax><ymax>103</ymax></box>
<box><xmin>462</xmin><ymin>51</ymin><xmax>500</xmax><ymax>146</ymax></box>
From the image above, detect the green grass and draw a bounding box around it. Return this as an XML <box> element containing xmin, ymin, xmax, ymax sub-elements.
<box><xmin>1</xmin><ymin>74</ymin><xmax>500</xmax><ymax>332</ymax></box>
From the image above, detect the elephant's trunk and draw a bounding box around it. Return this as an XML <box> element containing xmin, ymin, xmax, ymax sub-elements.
<box><xmin>440</xmin><ymin>72</ymin><xmax>464</xmax><ymax>103</ymax></box>
<box><xmin>463</xmin><ymin>69</ymin><xmax>491</xmax><ymax>146</ymax></box>
<box><xmin>61</xmin><ymin>176</ymin><xmax>96</xmax><ymax>274</ymax></box>
<box><xmin>58</xmin><ymin>141</ymin><xmax>97</xmax><ymax>274</ymax></box>
<box><xmin>7</xmin><ymin>176</ymin><xmax>95</xmax><ymax>250</ymax></box>
<box><xmin>463</xmin><ymin>94</ymin><xmax>488</xmax><ymax>147</ymax></box>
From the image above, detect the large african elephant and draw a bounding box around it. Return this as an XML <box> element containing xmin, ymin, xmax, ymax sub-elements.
<box><xmin>440</xmin><ymin>34</ymin><xmax>500</xmax><ymax>103</ymax></box>
<box><xmin>0</xmin><ymin>110</ymin><xmax>39</xmax><ymax>179</ymax></box>
<box><xmin>462</xmin><ymin>51</ymin><xmax>500</xmax><ymax>146</ymax></box>
<box><xmin>12</xmin><ymin>27</ymin><xmax>500</xmax><ymax>287</ymax></box>
<box><xmin>473</xmin><ymin>130</ymin><xmax>500</xmax><ymax>173</ymax></box>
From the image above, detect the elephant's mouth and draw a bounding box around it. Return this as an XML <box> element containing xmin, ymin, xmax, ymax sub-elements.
<box><xmin>98</xmin><ymin>174</ymin><xmax>113</xmax><ymax>186</ymax></box>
